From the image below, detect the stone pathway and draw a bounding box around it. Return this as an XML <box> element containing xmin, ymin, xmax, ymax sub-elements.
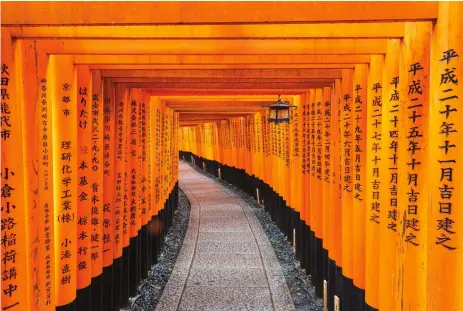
<box><xmin>155</xmin><ymin>162</ymin><xmax>295</xmax><ymax>311</ymax></box>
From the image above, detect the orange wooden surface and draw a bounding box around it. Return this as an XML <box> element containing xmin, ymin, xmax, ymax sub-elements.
<box><xmin>365</xmin><ymin>55</ymin><xmax>384</xmax><ymax>309</ymax></box>
<box><xmin>3</xmin><ymin>3</ymin><xmax>463</xmax><ymax>310</ymax></box>
<box><xmin>76</xmin><ymin>65</ymin><xmax>92</xmax><ymax>289</ymax></box>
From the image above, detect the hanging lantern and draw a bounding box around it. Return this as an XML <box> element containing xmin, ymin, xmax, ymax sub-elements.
<box><xmin>264</xmin><ymin>95</ymin><xmax>296</xmax><ymax>124</ymax></box>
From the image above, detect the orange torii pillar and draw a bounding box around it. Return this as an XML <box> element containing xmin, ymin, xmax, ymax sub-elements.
<box><xmin>309</xmin><ymin>88</ymin><xmax>324</xmax><ymax>298</ymax></box>
<box><xmin>128</xmin><ymin>88</ymin><xmax>141</xmax><ymax>296</ymax></box>
<box><xmin>116</xmin><ymin>83</ymin><xmax>132</xmax><ymax>304</ymax></box>
<box><xmin>365</xmin><ymin>54</ymin><xmax>384</xmax><ymax>311</ymax></box>
<box><xmin>76</xmin><ymin>65</ymin><xmax>93</xmax><ymax>310</ymax></box>
<box><xmin>90</xmin><ymin>70</ymin><xmax>104</xmax><ymax>311</ymax></box>
<box><xmin>16</xmin><ymin>40</ymin><xmax>58</xmax><ymax>311</ymax></box>
<box><xmin>351</xmin><ymin>64</ymin><xmax>368</xmax><ymax>310</ymax></box>
<box><xmin>290</xmin><ymin>97</ymin><xmax>303</xmax><ymax>263</ymax></box>
<box><xmin>49</xmin><ymin>56</ymin><xmax>79</xmax><ymax>311</ymax></box>
<box><xmin>8</xmin><ymin>36</ymin><xmax>57</xmax><ymax>311</ymax></box>
<box><xmin>98</xmin><ymin>71</ymin><xmax>115</xmax><ymax>311</ymax></box>
<box><xmin>150</xmin><ymin>95</ymin><xmax>164</xmax><ymax>269</ymax></box>
<box><xmin>321</xmin><ymin>86</ymin><xmax>332</xmax><ymax>308</ymax></box>
<box><xmin>340</xmin><ymin>69</ymin><xmax>354</xmax><ymax>311</ymax></box>
<box><xmin>1</xmin><ymin>31</ymin><xmax>29</xmax><ymax>311</ymax></box>
<box><xmin>396</xmin><ymin>22</ymin><xmax>430</xmax><ymax>311</ymax></box>
<box><xmin>428</xmin><ymin>3</ymin><xmax>462</xmax><ymax>310</ymax></box>
<box><xmin>378</xmin><ymin>39</ymin><xmax>401</xmax><ymax>311</ymax></box>
<box><xmin>140</xmin><ymin>91</ymin><xmax>151</xmax><ymax>280</ymax></box>
<box><xmin>328</xmin><ymin>79</ymin><xmax>342</xmax><ymax>311</ymax></box>
<box><xmin>301</xmin><ymin>91</ymin><xmax>312</xmax><ymax>276</ymax></box>
<box><xmin>109</xmin><ymin>80</ymin><xmax>126</xmax><ymax>310</ymax></box>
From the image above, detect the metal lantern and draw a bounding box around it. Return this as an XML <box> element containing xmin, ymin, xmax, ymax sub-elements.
<box><xmin>264</xmin><ymin>95</ymin><xmax>296</xmax><ymax>124</ymax></box>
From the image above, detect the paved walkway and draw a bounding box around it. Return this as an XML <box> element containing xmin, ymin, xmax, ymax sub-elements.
<box><xmin>156</xmin><ymin>162</ymin><xmax>295</xmax><ymax>311</ymax></box>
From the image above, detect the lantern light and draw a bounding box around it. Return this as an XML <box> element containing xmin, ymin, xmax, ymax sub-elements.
<box><xmin>263</xmin><ymin>95</ymin><xmax>297</xmax><ymax>124</ymax></box>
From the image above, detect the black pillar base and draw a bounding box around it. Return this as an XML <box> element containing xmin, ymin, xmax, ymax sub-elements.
<box><xmin>151</xmin><ymin>215</ymin><xmax>160</xmax><ymax>266</ymax></box>
<box><xmin>129</xmin><ymin>236</ymin><xmax>138</xmax><ymax>297</ymax></box>
<box><xmin>102</xmin><ymin>265</ymin><xmax>114</xmax><ymax>311</ymax></box>
<box><xmin>365</xmin><ymin>304</ymin><xmax>379</xmax><ymax>311</ymax></box>
<box><xmin>341</xmin><ymin>274</ymin><xmax>354</xmax><ymax>311</ymax></box>
<box><xmin>57</xmin><ymin>301</ymin><xmax>76</xmax><ymax>311</ymax></box>
<box><xmin>327</xmin><ymin>259</ymin><xmax>336</xmax><ymax>311</ymax></box>
<box><xmin>141</xmin><ymin>225</ymin><xmax>149</xmax><ymax>279</ymax></box>
<box><xmin>76</xmin><ymin>285</ymin><xmax>91</xmax><ymax>311</ymax></box>
<box><xmin>113</xmin><ymin>256</ymin><xmax>123</xmax><ymax>311</ymax></box>
<box><xmin>91</xmin><ymin>274</ymin><xmax>103</xmax><ymax>311</ymax></box>
<box><xmin>121</xmin><ymin>246</ymin><xmax>130</xmax><ymax>306</ymax></box>
<box><xmin>352</xmin><ymin>283</ymin><xmax>366</xmax><ymax>311</ymax></box>
<box><xmin>304</xmin><ymin>224</ymin><xmax>312</xmax><ymax>274</ymax></box>
<box><xmin>322</xmin><ymin>247</ymin><xmax>329</xmax><ymax>298</ymax></box>
<box><xmin>314</xmin><ymin>236</ymin><xmax>323</xmax><ymax>298</ymax></box>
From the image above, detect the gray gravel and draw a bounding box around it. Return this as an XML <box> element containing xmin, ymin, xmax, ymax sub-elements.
<box><xmin>190</xmin><ymin>164</ymin><xmax>323</xmax><ymax>311</ymax></box>
<box><xmin>121</xmin><ymin>188</ymin><xmax>191</xmax><ymax>311</ymax></box>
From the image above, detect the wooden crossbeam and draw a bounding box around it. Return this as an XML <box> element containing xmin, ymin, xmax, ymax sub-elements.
<box><xmin>118</xmin><ymin>82</ymin><xmax>332</xmax><ymax>89</ymax></box>
<box><xmin>177</xmin><ymin>110</ymin><xmax>264</xmax><ymax>113</ymax></box>
<box><xmin>149</xmin><ymin>89</ymin><xmax>309</xmax><ymax>96</ymax></box>
<box><xmin>109</xmin><ymin>78</ymin><xmax>334</xmax><ymax>84</ymax></box>
<box><xmin>90</xmin><ymin>64</ymin><xmax>356</xmax><ymax>69</ymax></box>
<box><xmin>7</xmin><ymin>23</ymin><xmax>405</xmax><ymax>38</ymax></box>
<box><xmin>159</xmin><ymin>95</ymin><xmax>291</xmax><ymax>101</ymax></box>
<box><xmin>75</xmin><ymin>54</ymin><xmax>372</xmax><ymax>64</ymax></box>
<box><xmin>166</xmin><ymin>101</ymin><xmax>277</xmax><ymax>107</ymax></box>
<box><xmin>1</xmin><ymin>2</ymin><xmax>437</xmax><ymax>25</ymax></box>
<box><xmin>180</xmin><ymin>114</ymin><xmax>253</xmax><ymax>119</ymax></box>
<box><xmin>102</xmin><ymin>69</ymin><xmax>341</xmax><ymax>79</ymax></box>
<box><xmin>29</xmin><ymin>38</ymin><xmax>388</xmax><ymax>54</ymax></box>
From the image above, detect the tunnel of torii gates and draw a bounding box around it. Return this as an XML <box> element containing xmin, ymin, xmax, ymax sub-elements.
<box><xmin>0</xmin><ymin>1</ymin><xmax>462</xmax><ymax>311</ymax></box>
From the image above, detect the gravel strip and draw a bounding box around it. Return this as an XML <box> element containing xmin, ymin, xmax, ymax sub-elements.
<box><xmin>190</xmin><ymin>164</ymin><xmax>323</xmax><ymax>311</ymax></box>
<box><xmin>121</xmin><ymin>188</ymin><xmax>191</xmax><ymax>311</ymax></box>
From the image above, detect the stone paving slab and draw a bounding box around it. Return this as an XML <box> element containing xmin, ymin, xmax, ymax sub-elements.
<box><xmin>179</xmin><ymin>287</ymin><xmax>273</xmax><ymax>311</ymax></box>
<box><xmin>155</xmin><ymin>163</ymin><xmax>295</xmax><ymax>311</ymax></box>
<box><xmin>195</xmin><ymin>241</ymin><xmax>259</xmax><ymax>254</ymax></box>
<box><xmin>199</xmin><ymin>222</ymin><xmax>254</xmax><ymax>233</ymax></box>
<box><xmin>187</xmin><ymin>267</ymin><xmax>268</xmax><ymax>287</ymax></box>
<box><xmin>191</xmin><ymin>253</ymin><xmax>263</xmax><ymax>269</ymax></box>
<box><xmin>197</xmin><ymin>231</ymin><xmax>256</xmax><ymax>243</ymax></box>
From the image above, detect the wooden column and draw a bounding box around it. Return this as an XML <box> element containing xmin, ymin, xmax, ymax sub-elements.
<box><xmin>365</xmin><ymin>54</ymin><xmax>384</xmax><ymax>310</ymax></box>
<box><xmin>396</xmin><ymin>21</ymin><xmax>431</xmax><ymax>311</ymax></box>
<box><xmin>17</xmin><ymin>40</ymin><xmax>57</xmax><ymax>311</ymax></box>
<box><xmin>76</xmin><ymin>65</ymin><xmax>92</xmax><ymax>304</ymax></box>
<box><xmin>150</xmin><ymin>96</ymin><xmax>160</xmax><ymax>216</ymax></box>
<box><xmin>98</xmin><ymin>71</ymin><xmax>113</xmax><ymax>271</ymax></box>
<box><xmin>116</xmin><ymin>85</ymin><xmax>130</xmax><ymax>250</ymax></box>
<box><xmin>428</xmin><ymin>2</ymin><xmax>463</xmax><ymax>310</ymax></box>
<box><xmin>378</xmin><ymin>39</ymin><xmax>401</xmax><ymax>311</ymax></box>
<box><xmin>89</xmin><ymin>70</ymin><xmax>103</xmax><ymax>311</ymax></box>
<box><xmin>311</xmin><ymin>88</ymin><xmax>323</xmax><ymax>297</ymax></box>
<box><xmin>303</xmin><ymin>91</ymin><xmax>312</xmax><ymax>273</ymax></box>
<box><xmin>140</xmin><ymin>93</ymin><xmax>149</xmax><ymax>225</ymax></box>
<box><xmin>328</xmin><ymin>79</ymin><xmax>342</xmax><ymax>310</ymax></box>
<box><xmin>36</xmin><ymin>47</ymin><xmax>56</xmax><ymax>311</ymax></box>
<box><xmin>129</xmin><ymin>88</ymin><xmax>140</xmax><ymax>238</ymax></box>
<box><xmin>91</xmin><ymin>70</ymin><xmax>107</xmax><ymax>310</ymax></box>
<box><xmin>1</xmin><ymin>29</ymin><xmax>29</xmax><ymax>311</ymax></box>
<box><xmin>321</xmin><ymin>86</ymin><xmax>332</xmax><ymax>303</ymax></box>
<box><xmin>290</xmin><ymin>97</ymin><xmax>302</xmax><ymax>217</ymax></box>
<box><xmin>351</xmin><ymin>64</ymin><xmax>368</xmax><ymax>307</ymax></box>
<box><xmin>340</xmin><ymin>68</ymin><xmax>354</xmax><ymax>310</ymax></box>
<box><xmin>109</xmin><ymin>80</ymin><xmax>124</xmax><ymax>309</ymax></box>
<box><xmin>314</xmin><ymin>88</ymin><xmax>324</xmax><ymax>242</ymax></box>
<box><xmin>50</xmin><ymin>55</ymin><xmax>77</xmax><ymax>309</ymax></box>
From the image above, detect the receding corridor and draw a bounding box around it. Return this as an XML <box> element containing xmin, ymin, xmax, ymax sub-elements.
<box><xmin>156</xmin><ymin>162</ymin><xmax>295</xmax><ymax>311</ymax></box>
